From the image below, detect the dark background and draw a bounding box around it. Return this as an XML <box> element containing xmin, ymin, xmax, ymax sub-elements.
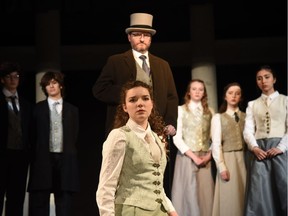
<box><xmin>0</xmin><ymin>0</ymin><xmax>287</xmax><ymax>215</ymax></box>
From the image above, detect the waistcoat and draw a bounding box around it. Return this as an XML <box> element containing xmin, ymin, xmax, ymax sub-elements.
<box><xmin>253</xmin><ymin>95</ymin><xmax>287</xmax><ymax>139</ymax></box>
<box><xmin>114</xmin><ymin>126</ymin><xmax>170</xmax><ymax>211</ymax></box>
<box><xmin>220</xmin><ymin>112</ymin><xmax>246</xmax><ymax>152</ymax></box>
<box><xmin>181</xmin><ymin>105</ymin><xmax>212</xmax><ymax>151</ymax></box>
<box><xmin>136</xmin><ymin>62</ymin><xmax>152</xmax><ymax>86</ymax></box>
<box><xmin>7</xmin><ymin>109</ymin><xmax>23</xmax><ymax>149</ymax></box>
<box><xmin>49</xmin><ymin>106</ymin><xmax>63</xmax><ymax>152</ymax></box>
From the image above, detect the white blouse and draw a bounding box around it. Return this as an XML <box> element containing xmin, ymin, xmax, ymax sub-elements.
<box><xmin>96</xmin><ymin>118</ymin><xmax>175</xmax><ymax>216</ymax></box>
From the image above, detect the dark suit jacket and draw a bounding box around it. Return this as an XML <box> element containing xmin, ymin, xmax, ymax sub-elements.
<box><xmin>92</xmin><ymin>50</ymin><xmax>179</xmax><ymax>135</ymax></box>
<box><xmin>0</xmin><ymin>91</ymin><xmax>33</xmax><ymax>153</ymax></box>
<box><xmin>28</xmin><ymin>100</ymin><xmax>79</xmax><ymax>192</ymax></box>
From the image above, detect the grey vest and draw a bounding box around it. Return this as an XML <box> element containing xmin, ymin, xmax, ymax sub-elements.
<box><xmin>49</xmin><ymin>104</ymin><xmax>63</xmax><ymax>152</ymax></box>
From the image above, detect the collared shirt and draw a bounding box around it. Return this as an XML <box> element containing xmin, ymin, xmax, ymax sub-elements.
<box><xmin>48</xmin><ymin>97</ymin><xmax>63</xmax><ymax>114</ymax></box>
<box><xmin>262</xmin><ymin>93</ymin><xmax>273</xmax><ymax>107</ymax></box>
<box><xmin>243</xmin><ymin>91</ymin><xmax>288</xmax><ymax>152</ymax></box>
<box><xmin>132</xmin><ymin>49</ymin><xmax>150</xmax><ymax>68</ymax></box>
<box><xmin>211</xmin><ymin>108</ymin><xmax>240</xmax><ymax>173</ymax></box>
<box><xmin>3</xmin><ymin>88</ymin><xmax>20</xmax><ymax>111</ymax></box>
<box><xmin>96</xmin><ymin>118</ymin><xmax>175</xmax><ymax>216</ymax></box>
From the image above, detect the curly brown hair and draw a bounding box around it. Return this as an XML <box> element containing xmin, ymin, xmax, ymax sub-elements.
<box><xmin>113</xmin><ymin>80</ymin><xmax>169</xmax><ymax>150</ymax></box>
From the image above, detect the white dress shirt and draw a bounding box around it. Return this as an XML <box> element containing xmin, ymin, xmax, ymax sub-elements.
<box><xmin>132</xmin><ymin>49</ymin><xmax>150</xmax><ymax>68</ymax></box>
<box><xmin>48</xmin><ymin>97</ymin><xmax>63</xmax><ymax>114</ymax></box>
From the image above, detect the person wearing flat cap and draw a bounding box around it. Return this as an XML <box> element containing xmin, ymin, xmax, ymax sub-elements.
<box><xmin>0</xmin><ymin>62</ymin><xmax>33</xmax><ymax>216</ymax></box>
<box><xmin>92</xmin><ymin>12</ymin><xmax>179</xmax><ymax>138</ymax></box>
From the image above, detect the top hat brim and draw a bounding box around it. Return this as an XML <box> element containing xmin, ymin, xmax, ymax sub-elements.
<box><xmin>125</xmin><ymin>27</ymin><xmax>156</xmax><ymax>35</ymax></box>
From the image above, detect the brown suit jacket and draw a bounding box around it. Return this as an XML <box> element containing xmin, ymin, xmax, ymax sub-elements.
<box><xmin>92</xmin><ymin>50</ymin><xmax>178</xmax><ymax>136</ymax></box>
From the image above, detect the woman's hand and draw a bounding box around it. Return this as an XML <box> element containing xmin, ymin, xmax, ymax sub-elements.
<box><xmin>185</xmin><ymin>150</ymin><xmax>204</xmax><ymax>166</ymax></box>
<box><xmin>266</xmin><ymin>147</ymin><xmax>282</xmax><ymax>158</ymax></box>
<box><xmin>220</xmin><ymin>170</ymin><xmax>230</xmax><ymax>181</ymax></box>
<box><xmin>252</xmin><ymin>147</ymin><xmax>267</xmax><ymax>160</ymax></box>
<box><xmin>164</xmin><ymin>125</ymin><xmax>176</xmax><ymax>136</ymax></box>
<box><xmin>200</xmin><ymin>151</ymin><xmax>212</xmax><ymax>165</ymax></box>
<box><xmin>168</xmin><ymin>211</ymin><xmax>179</xmax><ymax>216</ymax></box>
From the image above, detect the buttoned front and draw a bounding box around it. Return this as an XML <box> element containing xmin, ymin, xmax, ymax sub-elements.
<box><xmin>220</xmin><ymin>113</ymin><xmax>246</xmax><ymax>152</ymax></box>
<box><xmin>115</xmin><ymin>126</ymin><xmax>170</xmax><ymax>210</ymax></box>
<box><xmin>253</xmin><ymin>96</ymin><xmax>286</xmax><ymax>139</ymax></box>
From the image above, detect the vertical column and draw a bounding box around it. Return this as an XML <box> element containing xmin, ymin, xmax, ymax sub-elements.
<box><xmin>192</xmin><ymin>63</ymin><xmax>217</xmax><ymax>112</ymax></box>
<box><xmin>22</xmin><ymin>10</ymin><xmax>61</xmax><ymax>216</ymax></box>
<box><xmin>190</xmin><ymin>4</ymin><xmax>218</xmax><ymax>112</ymax></box>
<box><xmin>35</xmin><ymin>10</ymin><xmax>61</xmax><ymax>216</ymax></box>
<box><xmin>35</xmin><ymin>10</ymin><xmax>61</xmax><ymax>102</ymax></box>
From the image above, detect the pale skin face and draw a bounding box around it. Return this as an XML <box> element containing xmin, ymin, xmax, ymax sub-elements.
<box><xmin>45</xmin><ymin>79</ymin><xmax>62</xmax><ymax>100</ymax></box>
<box><xmin>256</xmin><ymin>69</ymin><xmax>276</xmax><ymax>96</ymax></box>
<box><xmin>1</xmin><ymin>71</ymin><xmax>19</xmax><ymax>94</ymax></box>
<box><xmin>127</xmin><ymin>31</ymin><xmax>152</xmax><ymax>54</ymax></box>
<box><xmin>189</xmin><ymin>81</ymin><xmax>205</xmax><ymax>102</ymax></box>
<box><xmin>225</xmin><ymin>85</ymin><xmax>241</xmax><ymax>110</ymax></box>
<box><xmin>122</xmin><ymin>86</ymin><xmax>153</xmax><ymax>129</ymax></box>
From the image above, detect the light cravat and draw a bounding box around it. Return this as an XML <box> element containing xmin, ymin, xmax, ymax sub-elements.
<box><xmin>139</xmin><ymin>55</ymin><xmax>150</xmax><ymax>76</ymax></box>
<box><xmin>145</xmin><ymin>133</ymin><xmax>161</xmax><ymax>162</ymax></box>
<box><xmin>265</xmin><ymin>97</ymin><xmax>270</xmax><ymax>107</ymax></box>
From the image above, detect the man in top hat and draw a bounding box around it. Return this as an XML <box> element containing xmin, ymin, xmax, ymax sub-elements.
<box><xmin>92</xmin><ymin>12</ymin><xmax>179</xmax><ymax>137</ymax></box>
<box><xmin>0</xmin><ymin>62</ymin><xmax>33</xmax><ymax>216</ymax></box>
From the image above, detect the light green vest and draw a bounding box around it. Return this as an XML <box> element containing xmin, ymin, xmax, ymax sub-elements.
<box><xmin>114</xmin><ymin>126</ymin><xmax>170</xmax><ymax>211</ymax></box>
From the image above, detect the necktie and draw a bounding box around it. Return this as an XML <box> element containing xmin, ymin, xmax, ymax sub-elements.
<box><xmin>194</xmin><ymin>107</ymin><xmax>202</xmax><ymax>122</ymax></box>
<box><xmin>139</xmin><ymin>55</ymin><xmax>150</xmax><ymax>76</ymax></box>
<box><xmin>9</xmin><ymin>96</ymin><xmax>18</xmax><ymax>115</ymax></box>
<box><xmin>234</xmin><ymin>112</ymin><xmax>239</xmax><ymax>123</ymax></box>
<box><xmin>145</xmin><ymin>133</ymin><xmax>161</xmax><ymax>162</ymax></box>
<box><xmin>53</xmin><ymin>102</ymin><xmax>60</xmax><ymax>114</ymax></box>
